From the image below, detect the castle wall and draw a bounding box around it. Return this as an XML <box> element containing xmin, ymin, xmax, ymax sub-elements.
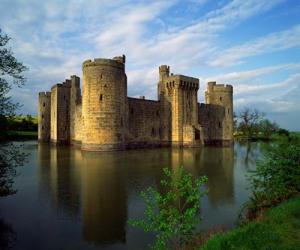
<box><xmin>198</xmin><ymin>103</ymin><xmax>224</xmax><ymax>144</ymax></box>
<box><xmin>50</xmin><ymin>82</ymin><xmax>71</xmax><ymax>144</ymax></box>
<box><xmin>40</xmin><ymin>56</ymin><xmax>234</xmax><ymax>151</ymax></box>
<box><xmin>159</xmin><ymin>70</ymin><xmax>199</xmax><ymax>146</ymax></box>
<box><xmin>127</xmin><ymin>97</ymin><xmax>161</xmax><ymax>148</ymax></box>
<box><xmin>81</xmin><ymin>56</ymin><xmax>127</xmax><ymax>151</ymax></box>
<box><xmin>158</xmin><ymin>65</ymin><xmax>172</xmax><ymax>144</ymax></box>
<box><xmin>73</xmin><ymin>103</ymin><xmax>82</xmax><ymax>144</ymax></box>
<box><xmin>70</xmin><ymin>75</ymin><xmax>81</xmax><ymax>144</ymax></box>
<box><xmin>201</xmin><ymin>81</ymin><xmax>233</xmax><ymax>145</ymax></box>
<box><xmin>38</xmin><ymin>92</ymin><xmax>51</xmax><ymax>142</ymax></box>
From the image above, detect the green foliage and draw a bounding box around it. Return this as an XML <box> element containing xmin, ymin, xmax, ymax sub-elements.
<box><xmin>128</xmin><ymin>167</ymin><xmax>208</xmax><ymax>250</ymax></box>
<box><xmin>248</xmin><ymin>141</ymin><xmax>300</xmax><ymax>207</ymax></box>
<box><xmin>6</xmin><ymin>115</ymin><xmax>38</xmax><ymax>132</ymax></box>
<box><xmin>200</xmin><ymin>195</ymin><xmax>300</xmax><ymax>250</ymax></box>
<box><xmin>237</xmin><ymin>108</ymin><xmax>264</xmax><ymax>138</ymax></box>
<box><xmin>235</xmin><ymin>107</ymin><xmax>281</xmax><ymax>140</ymax></box>
<box><xmin>277</xmin><ymin>128</ymin><xmax>290</xmax><ymax>137</ymax></box>
<box><xmin>0</xmin><ymin>29</ymin><xmax>27</xmax><ymax>118</ymax></box>
<box><xmin>0</xmin><ymin>29</ymin><xmax>28</xmax><ymax>196</ymax></box>
<box><xmin>258</xmin><ymin>119</ymin><xmax>279</xmax><ymax>138</ymax></box>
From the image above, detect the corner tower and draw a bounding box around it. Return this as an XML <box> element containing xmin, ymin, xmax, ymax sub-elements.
<box><xmin>81</xmin><ymin>55</ymin><xmax>128</xmax><ymax>151</ymax></box>
<box><xmin>205</xmin><ymin>82</ymin><xmax>233</xmax><ymax>143</ymax></box>
<box><xmin>38</xmin><ymin>92</ymin><xmax>51</xmax><ymax>142</ymax></box>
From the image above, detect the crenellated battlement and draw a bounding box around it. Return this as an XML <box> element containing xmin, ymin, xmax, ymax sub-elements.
<box><xmin>38</xmin><ymin>55</ymin><xmax>233</xmax><ymax>150</ymax></box>
<box><xmin>159</xmin><ymin>65</ymin><xmax>170</xmax><ymax>72</ymax></box>
<box><xmin>164</xmin><ymin>75</ymin><xmax>199</xmax><ymax>90</ymax></box>
<box><xmin>113</xmin><ymin>54</ymin><xmax>126</xmax><ymax>64</ymax></box>
<box><xmin>82</xmin><ymin>56</ymin><xmax>125</xmax><ymax>70</ymax></box>
<box><xmin>207</xmin><ymin>81</ymin><xmax>232</xmax><ymax>93</ymax></box>
<box><xmin>39</xmin><ymin>91</ymin><xmax>51</xmax><ymax>97</ymax></box>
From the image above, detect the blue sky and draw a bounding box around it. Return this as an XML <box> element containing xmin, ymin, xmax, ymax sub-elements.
<box><xmin>1</xmin><ymin>0</ymin><xmax>300</xmax><ymax>130</ymax></box>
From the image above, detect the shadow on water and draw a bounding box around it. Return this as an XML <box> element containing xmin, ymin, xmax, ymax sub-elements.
<box><xmin>0</xmin><ymin>218</ymin><xmax>16</xmax><ymax>250</ymax></box>
<box><xmin>0</xmin><ymin>141</ymin><xmax>262</xmax><ymax>249</ymax></box>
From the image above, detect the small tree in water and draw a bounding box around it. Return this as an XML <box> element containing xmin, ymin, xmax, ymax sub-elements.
<box><xmin>128</xmin><ymin>167</ymin><xmax>208</xmax><ymax>250</ymax></box>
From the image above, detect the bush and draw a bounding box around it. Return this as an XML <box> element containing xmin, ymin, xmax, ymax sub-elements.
<box><xmin>248</xmin><ymin>141</ymin><xmax>300</xmax><ymax>208</ymax></box>
<box><xmin>128</xmin><ymin>167</ymin><xmax>208</xmax><ymax>250</ymax></box>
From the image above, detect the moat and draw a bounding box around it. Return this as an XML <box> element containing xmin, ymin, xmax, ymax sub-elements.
<box><xmin>0</xmin><ymin>141</ymin><xmax>261</xmax><ymax>249</ymax></box>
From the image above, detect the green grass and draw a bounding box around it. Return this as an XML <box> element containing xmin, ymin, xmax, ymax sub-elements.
<box><xmin>290</xmin><ymin>131</ymin><xmax>300</xmax><ymax>139</ymax></box>
<box><xmin>9</xmin><ymin>115</ymin><xmax>38</xmax><ymax>124</ymax></box>
<box><xmin>200</xmin><ymin>196</ymin><xmax>300</xmax><ymax>250</ymax></box>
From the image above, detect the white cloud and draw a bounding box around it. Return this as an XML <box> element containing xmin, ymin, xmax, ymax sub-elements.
<box><xmin>210</xmin><ymin>24</ymin><xmax>300</xmax><ymax>67</ymax></box>
<box><xmin>205</xmin><ymin>63</ymin><xmax>300</xmax><ymax>84</ymax></box>
<box><xmin>233</xmin><ymin>73</ymin><xmax>300</xmax><ymax>114</ymax></box>
<box><xmin>2</xmin><ymin>0</ymin><xmax>300</xmax><ymax>130</ymax></box>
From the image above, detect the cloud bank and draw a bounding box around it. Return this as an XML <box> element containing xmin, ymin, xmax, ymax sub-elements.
<box><xmin>1</xmin><ymin>0</ymin><xmax>299</xmax><ymax>130</ymax></box>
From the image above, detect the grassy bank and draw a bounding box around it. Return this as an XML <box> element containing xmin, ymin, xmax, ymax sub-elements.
<box><xmin>234</xmin><ymin>131</ymin><xmax>300</xmax><ymax>141</ymax></box>
<box><xmin>199</xmin><ymin>195</ymin><xmax>300</xmax><ymax>250</ymax></box>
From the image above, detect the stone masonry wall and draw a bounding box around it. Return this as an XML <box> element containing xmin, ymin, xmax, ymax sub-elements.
<box><xmin>50</xmin><ymin>82</ymin><xmax>71</xmax><ymax>144</ymax></box>
<box><xmin>74</xmin><ymin>103</ymin><xmax>82</xmax><ymax>144</ymax></box>
<box><xmin>81</xmin><ymin>57</ymin><xmax>127</xmax><ymax>151</ymax></box>
<box><xmin>199</xmin><ymin>81</ymin><xmax>233</xmax><ymax>145</ymax></box>
<box><xmin>159</xmin><ymin>72</ymin><xmax>199</xmax><ymax>146</ymax></box>
<box><xmin>40</xmin><ymin>57</ymin><xmax>234</xmax><ymax>151</ymax></box>
<box><xmin>38</xmin><ymin>92</ymin><xmax>51</xmax><ymax>142</ymax></box>
<box><xmin>70</xmin><ymin>75</ymin><xmax>81</xmax><ymax>144</ymax></box>
<box><xmin>198</xmin><ymin>103</ymin><xmax>224</xmax><ymax>144</ymax></box>
<box><xmin>127</xmin><ymin>97</ymin><xmax>161</xmax><ymax>148</ymax></box>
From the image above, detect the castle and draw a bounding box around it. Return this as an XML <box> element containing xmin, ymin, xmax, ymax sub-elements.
<box><xmin>38</xmin><ymin>55</ymin><xmax>233</xmax><ymax>151</ymax></box>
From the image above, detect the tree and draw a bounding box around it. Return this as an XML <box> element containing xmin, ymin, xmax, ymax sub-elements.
<box><xmin>237</xmin><ymin>108</ymin><xmax>264</xmax><ymax>138</ymax></box>
<box><xmin>258</xmin><ymin>119</ymin><xmax>279</xmax><ymax>139</ymax></box>
<box><xmin>128</xmin><ymin>167</ymin><xmax>208</xmax><ymax>250</ymax></box>
<box><xmin>0</xmin><ymin>29</ymin><xmax>28</xmax><ymax>196</ymax></box>
<box><xmin>248</xmin><ymin>140</ymin><xmax>300</xmax><ymax>209</ymax></box>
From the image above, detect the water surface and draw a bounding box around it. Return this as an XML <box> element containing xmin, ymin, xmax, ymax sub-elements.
<box><xmin>0</xmin><ymin>141</ymin><xmax>262</xmax><ymax>249</ymax></box>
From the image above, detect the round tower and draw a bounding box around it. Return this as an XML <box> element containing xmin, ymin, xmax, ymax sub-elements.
<box><xmin>81</xmin><ymin>57</ymin><xmax>127</xmax><ymax>151</ymax></box>
<box><xmin>38</xmin><ymin>92</ymin><xmax>51</xmax><ymax>142</ymax></box>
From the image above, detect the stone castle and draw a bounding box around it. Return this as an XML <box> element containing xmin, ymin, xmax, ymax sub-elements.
<box><xmin>38</xmin><ymin>55</ymin><xmax>233</xmax><ymax>151</ymax></box>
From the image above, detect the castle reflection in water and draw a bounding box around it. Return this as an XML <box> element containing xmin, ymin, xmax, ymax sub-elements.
<box><xmin>38</xmin><ymin>143</ymin><xmax>237</xmax><ymax>247</ymax></box>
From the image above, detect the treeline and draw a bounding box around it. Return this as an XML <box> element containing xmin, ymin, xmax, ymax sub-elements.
<box><xmin>234</xmin><ymin>107</ymin><xmax>289</xmax><ymax>139</ymax></box>
<box><xmin>0</xmin><ymin>115</ymin><xmax>38</xmax><ymax>132</ymax></box>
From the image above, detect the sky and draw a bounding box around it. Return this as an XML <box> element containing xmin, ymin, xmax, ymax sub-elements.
<box><xmin>1</xmin><ymin>0</ymin><xmax>300</xmax><ymax>130</ymax></box>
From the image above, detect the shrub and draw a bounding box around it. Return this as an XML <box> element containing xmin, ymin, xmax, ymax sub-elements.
<box><xmin>128</xmin><ymin>167</ymin><xmax>208</xmax><ymax>250</ymax></box>
<box><xmin>248</xmin><ymin>141</ymin><xmax>300</xmax><ymax>208</ymax></box>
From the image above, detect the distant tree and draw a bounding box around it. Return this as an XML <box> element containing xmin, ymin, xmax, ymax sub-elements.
<box><xmin>278</xmin><ymin>128</ymin><xmax>290</xmax><ymax>137</ymax></box>
<box><xmin>237</xmin><ymin>108</ymin><xmax>265</xmax><ymax>138</ymax></box>
<box><xmin>0</xmin><ymin>29</ymin><xmax>28</xmax><ymax>196</ymax></box>
<box><xmin>258</xmin><ymin>119</ymin><xmax>279</xmax><ymax>138</ymax></box>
